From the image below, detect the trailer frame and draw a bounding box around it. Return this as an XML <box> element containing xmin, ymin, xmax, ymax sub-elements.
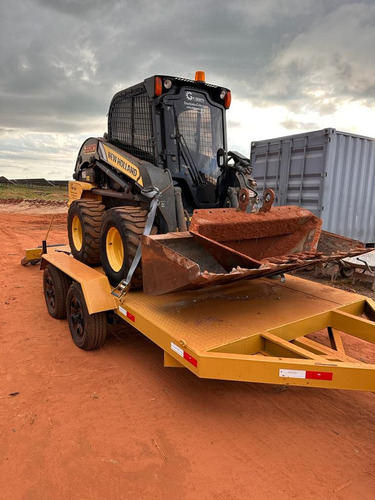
<box><xmin>41</xmin><ymin>249</ymin><xmax>375</xmax><ymax>392</ymax></box>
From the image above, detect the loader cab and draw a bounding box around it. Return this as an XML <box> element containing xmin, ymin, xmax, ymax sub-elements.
<box><xmin>107</xmin><ymin>73</ymin><xmax>231</xmax><ymax>211</ymax></box>
<box><xmin>152</xmin><ymin>74</ymin><xmax>230</xmax><ymax>210</ymax></box>
<box><xmin>161</xmin><ymin>86</ymin><xmax>226</xmax><ymax>209</ymax></box>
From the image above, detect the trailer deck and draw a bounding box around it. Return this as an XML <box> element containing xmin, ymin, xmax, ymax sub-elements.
<box><xmin>42</xmin><ymin>250</ymin><xmax>375</xmax><ymax>392</ymax></box>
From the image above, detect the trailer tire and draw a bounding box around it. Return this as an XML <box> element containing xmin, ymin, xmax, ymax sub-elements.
<box><xmin>43</xmin><ymin>264</ymin><xmax>72</xmax><ymax>319</ymax></box>
<box><xmin>339</xmin><ymin>264</ymin><xmax>354</xmax><ymax>278</ymax></box>
<box><xmin>68</xmin><ymin>200</ymin><xmax>105</xmax><ymax>266</ymax></box>
<box><xmin>100</xmin><ymin>206</ymin><xmax>147</xmax><ymax>288</ymax></box>
<box><xmin>66</xmin><ymin>282</ymin><xmax>107</xmax><ymax>350</ymax></box>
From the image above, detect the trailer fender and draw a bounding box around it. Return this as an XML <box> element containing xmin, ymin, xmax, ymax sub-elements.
<box><xmin>41</xmin><ymin>253</ymin><xmax>116</xmax><ymax>314</ymax></box>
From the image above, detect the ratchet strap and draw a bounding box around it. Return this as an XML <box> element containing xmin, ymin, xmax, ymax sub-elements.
<box><xmin>111</xmin><ymin>187</ymin><xmax>160</xmax><ymax>299</ymax></box>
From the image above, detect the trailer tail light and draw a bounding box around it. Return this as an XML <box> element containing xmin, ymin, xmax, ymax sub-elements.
<box><xmin>195</xmin><ymin>71</ymin><xmax>205</xmax><ymax>82</ymax></box>
<box><xmin>155</xmin><ymin>76</ymin><xmax>163</xmax><ymax>96</ymax></box>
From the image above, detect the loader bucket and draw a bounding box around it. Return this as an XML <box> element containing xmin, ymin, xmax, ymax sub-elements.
<box><xmin>189</xmin><ymin>206</ymin><xmax>322</xmax><ymax>269</ymax></box>
<box><xmin>141</xmin><ymin>202</ymin><xmax>367</xmax><ymax>295</ymax></box>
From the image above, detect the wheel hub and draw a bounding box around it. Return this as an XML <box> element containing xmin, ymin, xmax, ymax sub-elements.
<box><xmin>106</xmin><ymin>226</ymin><xmax>124</xmax><ymax>272</ymax></box>
<box><xmin>45</xmin><ymin>275</ymin><xmax>55</xmax><ymax>309</ymax></box>
<box><xmin>71</xmin><ymin>215</ymin><xmax>83</xmax><ymax>251</ymax></box>
<box><xmin>69</xmin><ymin>297</ymin><xmax>84</xmax><ymax>339</ymax></box>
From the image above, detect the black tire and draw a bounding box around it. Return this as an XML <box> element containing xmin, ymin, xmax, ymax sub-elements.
<box><xmin>66</xmin><ymin>282</ymin><xmax>107</xmax><ymax>350</ymax></box>
<box><xmin>67</xmin><ymin>200</ymin><xmax>105</xmax><ymax>266</ymax></box>
<box><xmin>43</xmin><ymin>264</ymin><xmax>72</xmax><ymax>319</ymax></box>
<box><xmin>100</xmin><ymin>206</ymin><xmax>147</xmax><ymax>288</ymax></box>
<box><xmin>340</xmin><ymin>264</ymin><xmax>354</xmax><ymax>278</ymax></box>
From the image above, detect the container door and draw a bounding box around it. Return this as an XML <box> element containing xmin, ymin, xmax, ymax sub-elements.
<box><xmin>250</xmin><ymin>139</ymin><xmax>283</xmax><ymax>204</ymax></box>
<box><xmin>251</xmin><ymin>130</ymin><xmax>329</xmax><ymax>217</ymax></box>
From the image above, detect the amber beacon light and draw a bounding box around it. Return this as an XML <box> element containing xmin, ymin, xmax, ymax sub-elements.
<box><xmin>195</xmin><ymin>71</ymin><xmax>206</xmax><ymax>82</ymax></box>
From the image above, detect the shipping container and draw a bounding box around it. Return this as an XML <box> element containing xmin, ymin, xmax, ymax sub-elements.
<box><xmin>250</xmin><ymin>128</ymin><xmax>375</xmax><ymax>245</ymax></box>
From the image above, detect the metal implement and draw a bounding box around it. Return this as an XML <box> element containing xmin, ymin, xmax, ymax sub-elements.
<box><xmin>141</xmin><ymin>199</ymin><xmax>368</xmax><ymax>295</ymax></box>
<box><xmin>21</xmin><ymin>215</ymin><xmax>61</xmax><ymax>266</ymax></box>
<box><xmin>342</xmin><ymin>250</ymin><xmax>375</xmax><ymax>291</ymax></box>
<box><xmin>21</xmin><ymin>244</ymin><xmax>66</xmax><ymax>266</ymax></box>
<box><xmin>41</xmin><ymin>249</ymin><xmax>375</xmax><ymax>392</ymax></box>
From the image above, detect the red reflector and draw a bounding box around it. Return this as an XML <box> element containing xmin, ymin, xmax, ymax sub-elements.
<box><xmin>306</xmin><ymin>371</ymin><xmax>333</xmax><ymax>381</ymax></box>
<box><xmin>183</xmin><ymin>352</ymin><xmax>197</xmax><ymax>367</ymax></box>
<box><xmin>127</xmin><ymin>312</ymin><xmax>135</xmax><ymax>322</ymax></box>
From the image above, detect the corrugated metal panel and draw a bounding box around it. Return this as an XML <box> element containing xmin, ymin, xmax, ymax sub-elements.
<box><xmin>323</xmin><ymin>131</ymin><xmax>375</xmax><ymax>244</ymax></box>
<box><xmin>251</xmin><ymin>129</ymin><xmax>329</xmax><ymax>216</ymax></box>
<box><xmin>251</xmin><ymin>129</ymin><xmax>375</xmax><ymax>244</ymax></box>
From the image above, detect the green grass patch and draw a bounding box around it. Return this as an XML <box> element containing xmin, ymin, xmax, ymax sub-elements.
<box><xmin>0</xmin><ymin>184</ymin><xmax>69</xmax><ymax>202</ymax></box>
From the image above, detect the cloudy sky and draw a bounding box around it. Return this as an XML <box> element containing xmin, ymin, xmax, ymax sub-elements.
<box><xmin>1</xmin><ymin>0</ymin><xmax>375</xmax><ymax>180</ymax></box>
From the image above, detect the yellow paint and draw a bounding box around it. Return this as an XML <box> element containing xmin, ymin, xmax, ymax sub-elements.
<box><xmin>39</xmin><ymin>250</ymin><xmax>375</xmax><ymax>391</ymax></box>
<box><xmin>106</xmin><ymin>227</ymin><xmax>124</xmax><ymax>272</ymax></box>
<box><xmin>25</xmin><ymin>248</ymin><xmax>43</xmax><ymax>260</ymax></box>
<box><xmin>102</xmin><ymin>144</ymin><xmax>144</xmax><ymax>187</ymax></box>
<box><xmin>41</xmin><ymin>253</ymin><xmax>116</xmax><ymax>314</ymax></box>
<box><xmin>71</xmin><ymin>215</ymin><xmax>83</xmax><ymax>251</ymax></box>
<box><xmin>164</xmin><ymin>352</ymin><xmax>185</xmax><ymax>367</ymax></box>
<box><xmin>68</xmin><ymin>180</ymin><xmax>96</xmax><ymax>205</ymax></box>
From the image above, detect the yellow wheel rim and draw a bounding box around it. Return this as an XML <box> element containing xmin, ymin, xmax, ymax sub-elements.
<box><xmin>106</xmin><ymin>227</ymin><xmax>124</xmax><ymax>272</ymax></box>
<box><xmin>71</xmin><ymin>215</ymin><xmax>83</xmax><ymax>251</ymax></box>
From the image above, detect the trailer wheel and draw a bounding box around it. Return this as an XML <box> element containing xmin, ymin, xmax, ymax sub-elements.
<box><xmin>66</xmin><ymin>282</ymin><xmax>107</xmax><ymax>350</ymax></box>
<box><xmin>68</xmin><ymin>200</ymin><xmax>105</xmax><ymax>266</ymax></box>
<box><xmin>339</xmin><ymin>264</ymin><xmax>354</xmax><ymax>278</ymax></box>
<box><xmin>43</xmin><ymin>264</ymin><xmax>71</xmax><ymax>319</ymax></box>
<box><xmin>100</xmin><ymin>207</ymin><xmax>147</xmax><ymax>288</ymax></box>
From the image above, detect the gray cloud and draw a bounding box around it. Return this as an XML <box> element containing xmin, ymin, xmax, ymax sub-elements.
<box><xmin>36</xmin><ymin>0</ymin><xmax>108</xmax><ymax>17</ymax></box>
<box><xmin>280</xmin><ymin>119</ymin><xmax>320</xmax><ymax>131</ymax></box>
<box><xmin>0</xmin><ymin>0</ymin><xmax>374</xmax><ymax>178</ymax></box>
<box><xmin>256</xmin><ymin>2</ymin><xmax>375</xmax><ymax>107</ymax></box>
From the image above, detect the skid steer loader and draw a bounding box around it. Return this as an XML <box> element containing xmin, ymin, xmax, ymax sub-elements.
<box><xmin>67</xmin><ymin>71</ymin><xmax>366</xmax><ymax>295</ymax></box>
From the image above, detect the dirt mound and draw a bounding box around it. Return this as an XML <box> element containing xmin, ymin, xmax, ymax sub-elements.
<box><xmin>0</xmin><ymin>198</ymin><xmax>67</xmax><ymax>214</ymax></box>
<box><xmin>0</xmin><ymin>197</ymin><xmax>24</xmax><ymax>204</ymax></box>
<box><xmin>0</xmin><ymin>197</ymin><xmax>67</xmax><ymax>206</ymax></box>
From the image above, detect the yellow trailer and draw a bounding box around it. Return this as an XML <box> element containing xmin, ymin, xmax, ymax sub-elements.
<box><xmin>41</xmin><ymin>249</ymin><xmax>375</xmax><ymax>392</ymax></box>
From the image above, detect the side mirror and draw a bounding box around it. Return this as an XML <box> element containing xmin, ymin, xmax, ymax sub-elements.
<box><xmin>217</xmin><ymin>148</ymin><xmax>227</xmax><ymax>169</ymax></box>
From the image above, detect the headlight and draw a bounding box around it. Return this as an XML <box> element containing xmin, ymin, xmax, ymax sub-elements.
<box><xmin>164</xmin><ymin>79</ymin><xmax>172</xmax><ymax>89</ymax></box>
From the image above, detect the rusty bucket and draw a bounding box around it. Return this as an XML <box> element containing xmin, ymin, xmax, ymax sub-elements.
<box><xmin>141</xmin><ymin>190</ymin><xmax>366</xmax><ymax>295</ymax></box>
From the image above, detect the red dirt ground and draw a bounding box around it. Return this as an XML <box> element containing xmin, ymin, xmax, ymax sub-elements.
<box><xmin>0</xmin><ymin>202</ymin><xmax>374</xmax><ymax>499</ymax></box>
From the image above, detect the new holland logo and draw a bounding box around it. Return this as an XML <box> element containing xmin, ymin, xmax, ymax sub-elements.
<box><xmin>99</xmin><ymin>143</ymin><xmax>143</xmax><ymax>187</ymax></box>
